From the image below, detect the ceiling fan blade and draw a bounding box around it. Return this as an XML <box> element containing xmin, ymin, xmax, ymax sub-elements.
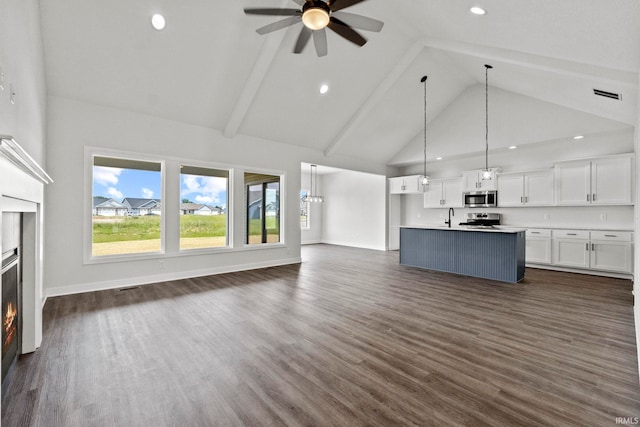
<box><xmin>328</xmin><ymin>17</ymin><xmax>367</xmax><ymax>46</ymax></box>
<box><xmin>244</xmin><ymin>8</ymin><xmax>300</xmax><ymax>16</ymax></box>
<box><xmin>290</xmin><ymin>0</ymin><xmax>305</xmax><ymax>5</ymax></box>
<box><xmin>313</xmin><ymin>28</ymin><xmax>328</xmax><ymax>57</ymax></box>
<box><xmin>294</xmin><ymin>26</ymin><xmax>312</xmax><ymax>54</ymax></box>
<box><xmin>328</xmin><ymin>0</ymin><xmax>368</xmax><ymax>12</ymax></box>
<box><xmin>330</xmin><ymin>11</ymin><xmax>383</xmax><ymax>32</ymax></box>
<box><xmin>255</xmin><ymin>16</ymin><xmax>301</xmax><ymax>35</ymax></box>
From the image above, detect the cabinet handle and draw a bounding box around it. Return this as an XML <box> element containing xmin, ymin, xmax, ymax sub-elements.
<box><xmin>520</xmin><ymin>196</ymin><xmax>523</xmax><ymax>203</ymax></box>
<box><xmin>524</xmin><ymin>196</ymin><xmax>528</xmax><ymax>203</ymax></box>
<box><xmin>586</xmin><ymin>194</ymin><xmax>590</xmax><ymax>202</ymax></box>
<box><xmin>592</xmin><ymin>194</ymin><xmax>596</xmax><ymax>201</ymax></box>
<box><xmin>604</xmin><ymin>234</ymin><xmax>617</xmax><ymax>237</ymax></box>
<box><xmin>567</xmin><ymin>233</ymin><xmax>577</xmax><ymax>236</ymax></box>
<box><xmin>531</xmin><ymin>232</ymin><xmax>541</xmax><ymax>234</ymax></box>
<box><xmin>586</xmin><ymin>243</ymin><xmax>589</xmax><ymax>251</ymax></box>
<box><xmin>592</xmin><ymin>243</ymin><xmax>595</xmax><ymax>251</ymax></box>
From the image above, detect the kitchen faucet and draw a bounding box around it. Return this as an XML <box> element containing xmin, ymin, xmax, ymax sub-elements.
<box><xmin>445</xmin><ymin>207</ymin><xmax>455</xmax><ymax>228</ymax></box>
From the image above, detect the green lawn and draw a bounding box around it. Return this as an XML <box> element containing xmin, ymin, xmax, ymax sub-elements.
<box><xmin>92</xmin><ymin>215</ymin><xmax>227</xmax><ymax>243</ymax></box>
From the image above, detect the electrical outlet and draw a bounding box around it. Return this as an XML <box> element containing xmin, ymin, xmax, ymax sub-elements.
<box><xmin>600</xmin><ymin>213</ymin><xmax>607</xmax><ymax>221</ymax></box>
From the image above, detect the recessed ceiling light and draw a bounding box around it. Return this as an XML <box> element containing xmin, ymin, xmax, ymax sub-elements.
<box><xmin>508</xmin><ymin>146</ymin><xmax>517</xmax><ymax>149</ymax></box>
<box><xmin>151</xmin><ymin>14</ymin><xmax>165</xmax><ymax>30</ymax></box>
<box><xmin>436</xmin><ymin>157</ymin><xmax>443</xmax><ymax>160</ymax></box>
<box><xmin>470</xmin><ymin>6</ymin><xmax>486</xmax><ymax>15</ymax></box>
<box><xmin>319</xmin><ymin>84</ymin><xmax>329</xmax><ymax>94</ymax></box>
<box><xmin>573</xmin><ymin>135</ymin><xmax>584</xmax><ymax>140</ymax></box>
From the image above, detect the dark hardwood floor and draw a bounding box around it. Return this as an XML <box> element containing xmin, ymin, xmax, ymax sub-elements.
<box><xmin>2</xmin><ymin>244</ymin><xmax>639</xmax><ymax>426</ymax></box>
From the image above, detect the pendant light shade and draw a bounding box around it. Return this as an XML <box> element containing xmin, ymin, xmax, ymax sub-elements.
<box><xmin>302</xmin><ymin>164</ymin><xmax>324</xmax><ymax>203</ymax></box>
<box><xmin>482</xmin><ymin>64</ymin><xmax>493</xmax><ymax>180</ymax></box>
<box><xmin>420</xmin><ymin>75</ymin><xmax>429</xmax><ymax>189</ymax></box>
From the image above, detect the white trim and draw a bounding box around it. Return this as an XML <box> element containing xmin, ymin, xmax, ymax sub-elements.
<box><xmin>45</xmin><ymin>257</ymin><xmax>302</xmax><ymax>298</ymax></box>
<box><xmin>525</xmin><ymin>263</ymin><xmax>634</xmax><ymax>280</ymax></box>
<box><xmin>0</xmin><ymin>136</ymin><xmax>53</xmax><ymax>184</ymax></box>
<box><xmin>321</xmin><ymin>240</ymin><xmax>386</xmax><ymax>251</ymax></box>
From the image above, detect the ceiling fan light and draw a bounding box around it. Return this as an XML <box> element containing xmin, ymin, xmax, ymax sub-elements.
<box><xmin>302</xmin><ymin>8</ymin><xmax>330</xmax><ymax>30</ymax></box>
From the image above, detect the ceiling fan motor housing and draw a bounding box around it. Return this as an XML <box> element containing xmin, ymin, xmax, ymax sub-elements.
<box><xmin>302</xmin><ymin>1</ymin><xmax>331</xmax><ymax>30</ymax></box>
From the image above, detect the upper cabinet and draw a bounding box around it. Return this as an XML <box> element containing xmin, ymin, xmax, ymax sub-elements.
<box><xmin>462</xmin><ymin>169</ymin><xmax>499</xmax><ymax>192</ymax></box>
<box><xmin>424</xmin><ymin>178</ymin><xmax>463</xmax><ymax>208</ymax></box>
<box><xmin>389</xmin><ymin>175</ymin><xmax>424</xmax><ymax>195</ymax></box>
<box><xmin>555</xmin><ymin>154</ymin><xmax>633</xmax><ymax>206</ymax></box>
<box><xmin>497</xmin><ymin>169</ymin><xmax>554</xmax><ymax>207</ymax></box>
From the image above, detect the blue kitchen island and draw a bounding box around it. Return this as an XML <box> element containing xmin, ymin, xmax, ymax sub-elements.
<box><xmin>400</xmin><ymin>226</ymin><xmax>526</xmax><ymax>283</ymax></box>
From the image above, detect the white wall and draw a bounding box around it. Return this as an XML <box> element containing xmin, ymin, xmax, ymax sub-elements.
<box><xmin>44</xmin><ymin>97</ymin><xmax>389</xmax><ymax>296</ymax></box>
<box><xmin>322</xmin><ymin>170</ymin><xmax>386</xmax><ymax>251</ymax></box>
<box><xmin>0</xmin><ymin>0</ymin><xmax>47</xmax><ymax>165</ymax></box>
<box><xmin>300</xmin><ymin>170</ymin><xmax>323</xmax><ymax>245</ymax></box>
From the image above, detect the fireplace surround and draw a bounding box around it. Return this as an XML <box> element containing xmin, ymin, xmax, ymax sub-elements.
<box><xmin>0</xmin><ymin>136</ymin><xmax>52</xmax><ymax>391</ymax></box>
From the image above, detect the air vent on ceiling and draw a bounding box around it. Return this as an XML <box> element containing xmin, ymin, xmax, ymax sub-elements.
<box><xmin>593</xmin><ymin>89</ymin><xmax>621</xmax><ymax>100</ymax></box>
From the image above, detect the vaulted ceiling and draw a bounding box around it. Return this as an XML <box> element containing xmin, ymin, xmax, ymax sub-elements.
<box><xmin>39</xmin><ymin>0</ymin><xmax>640</xmax><ymax>167</ymax></box>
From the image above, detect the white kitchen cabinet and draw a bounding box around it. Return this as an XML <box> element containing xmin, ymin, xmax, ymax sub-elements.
<box><xmin>589</xmin><ymin>231</ymin><xmax>633</xmax><ymax>273</ymax></box>
<box><xmin>424</xmin><ymin>178</ymin><xmax>463</xmax><ymax>208</ymax></box>
<box><xmin>555</xmin><ymin>154</ymin><xmax>633</xmax><ymax>206</ymax></box>
<box><xmin>497</xmin><ymin>169</ymin><xmax>554</xmax><ymax>207</ymax></box>
<box><xmin>591</xmin><ymin>156</ymin><xmax>633</xmax><ymax>205</ymax></box>
<box><xmin>551</xmin><ymin>229</ymin><xmax>633</xmax><ymax>274</ymax></box>
<box><xmin>462</xmin><ymin>169</ymin><xmax>499</xmax><ymax>192</ymax></box>
<box><xmin>552</xmin><ymin>230</ymin><xmax>590</xmax><ymax>269</ymax></box>
<box><xmin>389</xmin><ymin>175</ymin><xmax>424</xmax><ymax>195</ymax></box>
<box><xmin>525</xmin><ymin>229</ymin><xmax>552</xmax><ymax>264</ymax></box>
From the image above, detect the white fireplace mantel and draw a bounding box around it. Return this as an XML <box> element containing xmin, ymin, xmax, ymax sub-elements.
<box><xmin>1</xmin><ymin>135</ymin><xmax>52</xmax><ymax>354</ymax></box>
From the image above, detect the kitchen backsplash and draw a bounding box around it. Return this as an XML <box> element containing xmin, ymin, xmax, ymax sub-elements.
<box><xmin>402</xmin><ymin>194</ymin><xmax>634</xmax><ymax>230</ymax></box>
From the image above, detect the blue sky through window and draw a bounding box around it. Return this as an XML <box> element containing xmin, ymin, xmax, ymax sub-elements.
<box><xmin>93</xmin><ymin>167</ymin><xmax>227</xmax><ymax>208</ymax></box>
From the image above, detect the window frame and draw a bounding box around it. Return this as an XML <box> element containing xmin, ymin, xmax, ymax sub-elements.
<box><xmin>84</xmin><ymin>147</ymin><xmax>166</xmax><ymax>264</ymax></box>
<box><xmin>244</xmin><ymin>170</ymin><xmax>285</xmax><ymax>247</ymax></box>
<box><xmin>300</xmin><ymin>190</ymin><xmax>310</xmax><ymax>230</ymax></box>
<box><xmin>179</xmin><ymin>164</ymin><xmax>231</xmax><ymax>252</ymax></box>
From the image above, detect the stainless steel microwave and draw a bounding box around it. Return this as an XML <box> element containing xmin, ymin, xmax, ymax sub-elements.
<box><xmin>463</xmin><ymin>190</ymin><xmax>497</xmax><ymax>208</ymax></box>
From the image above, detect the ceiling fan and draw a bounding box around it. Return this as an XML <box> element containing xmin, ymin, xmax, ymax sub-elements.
<box><xmin>244</xmin><ymin>0</ymin><xmax>384</xmax><ymax>57</ymax></box>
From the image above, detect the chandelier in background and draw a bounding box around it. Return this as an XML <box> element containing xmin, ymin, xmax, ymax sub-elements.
<box><xmin>303</xmin><ymin>164</ymin><xmax>324</xmax><ymax>203</ymax></box>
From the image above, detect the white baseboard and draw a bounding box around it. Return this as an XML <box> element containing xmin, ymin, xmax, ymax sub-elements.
<box><xmin>45</xmin><ymin>257</ymin><xmax>302</xmax><ymax>299</ymax></box>
<box><xmin>320</xmin><ymin>240</ymin><xmax>386</xmax><ymax>251</ymax></box>
<box><xmin>525</xmin><ymin>263</ymin><xmax>633</xmax><ymax>280</ymax></box>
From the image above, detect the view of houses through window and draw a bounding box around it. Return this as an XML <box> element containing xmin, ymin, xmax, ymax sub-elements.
<box><xmin>93</xmin><ymin>155</ymin><xmax>280</xmax><ymax>255</ymax></box>
<box><xmin>179</xmin><ymin>165</ymin><xmax>229</xmax><ymax>250</ymax></box>
<box><xmin>92</xmin><ymin>156</ymin><xmax>163</xmax><ymax>256</ymax></box>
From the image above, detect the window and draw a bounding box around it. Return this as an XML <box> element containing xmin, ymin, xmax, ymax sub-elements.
<box><xmin>300</xmin><ymin>190</ymin><xmax>309</xmax><ymax>229</ymax></box>
<box><xmin>180</xmin><ymin>165</ymin><xmax>229</xmax><ymax>250</ymax></box>
<box><xmin>245</xmin><ymin>172</ymin><xmax>280</xmax><ymax>244</ymax></box>
<box><xmin>92</xmin><ymin>156</ymin><xmax>162</xmax><ymax>256</ymax></box>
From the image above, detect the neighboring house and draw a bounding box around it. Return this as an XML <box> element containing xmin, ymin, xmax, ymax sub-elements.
<box><xmin>180</xmin><ymin>203</ymin><xmax>224</xmax><ymax>215</ymax></box>
<box><xmin>248</xmin><ymin>198</ymin><xmax>278</xmax><ymax>219</ymax></box>
<box><xmin>122</xmin><ymin>198</ymin><xmax>162</xmax><ymax>216</ymax></box>
<box><xmin>92</xmin><ymin>197</ymin><xmax>128</xmax><ymax>216</ymax></box>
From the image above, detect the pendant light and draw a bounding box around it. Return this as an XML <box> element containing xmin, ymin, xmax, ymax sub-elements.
<box><xmin>420</xmin><ymin>75</ymin><xmax>429</xmax><ymax>189</ymax></box>
<box><xmin>302</xmin><ymin>164</ymin><xmax>324</xmax><ymax>203</ymax></box>
<box><xmin>482</xmin><ymin>64</ymin><xmax>493</xmax><ymax>180</ymax></box>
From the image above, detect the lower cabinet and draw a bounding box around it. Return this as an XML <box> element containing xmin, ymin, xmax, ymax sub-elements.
<box><xmin>530</xmin><ymin>228</ymin><xmax>634</xmax><ymax>275</ymax></box>
<box><xmin>525</xmin><ymin>229</ymin><xmax>552</xmax><ymax>264</ymax></box>
<box><xmin>589</xmin><ymin>231</ymin><xmax>634</xmax><ymax>273</ymax></box>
